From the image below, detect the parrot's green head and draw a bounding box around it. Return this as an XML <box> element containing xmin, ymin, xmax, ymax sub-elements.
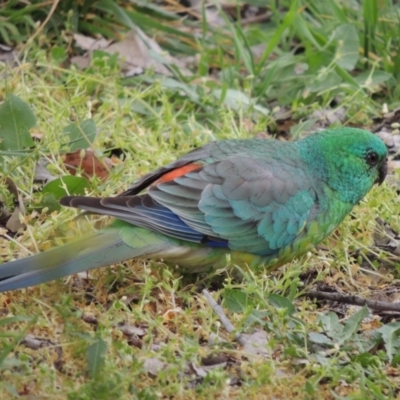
<box><xmin>299</xmin><ymin>127</ymin><xmax>388</xmax><ymax>204</ymax></box>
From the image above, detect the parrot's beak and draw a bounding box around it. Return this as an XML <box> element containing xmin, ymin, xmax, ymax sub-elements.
<box><xmin>377</xmin><ymin>159</ymin><xmax>388</xmax><ymax>185</ymax></box>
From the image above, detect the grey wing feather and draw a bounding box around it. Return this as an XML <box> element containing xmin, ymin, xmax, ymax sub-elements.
<box><xmin>149</xmin><ymin>154</ymin><xmax>319</xmax><ymax>255</ymax></box>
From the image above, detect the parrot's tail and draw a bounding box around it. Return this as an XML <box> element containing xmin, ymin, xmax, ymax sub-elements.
<box><xmin>0</xmin><ymin>227</ymin><xmax>161</xmax><ymax>292</ymax></box>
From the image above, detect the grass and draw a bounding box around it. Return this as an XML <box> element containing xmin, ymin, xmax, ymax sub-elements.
<box><xmin>1</xmin><ymin>1</ymin><xmax>400</xmax><ymax>398</ymax></box>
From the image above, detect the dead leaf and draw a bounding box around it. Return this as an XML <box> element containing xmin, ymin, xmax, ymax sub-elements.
<box><xmin>189</xmin><ymin>359</ymin><xmax>229</xmax><ymax>379</ymax></box>
<box><xmin>105</xmin><ymin>28</ymin><xmax>185</xmax><ymax>76</ymax></box>
<box><xmin>70</xmin><ymin>55</ymin><xmax>91</xmax><ymax>69</ymax></box>
<box><xmin>310</xmin><ymin>107</ymin><xmax>346</xmax><ymax>128</ymax></box>
<box><xmin>74</xmin><ymin>34</ymin><xmax>110</xmax><ymax>51</ymax></box>
<box><xmin>21</xmin><ymin>335</ymin><xmax>64</xmax><ymax>372</ymax></box>
<box><xmin>239</xmin><ymin>329</ymin><xmax>270</xmax><ymax>357</ymax></box>
<box><xmin>377</xmin><ymin>129</ymin><xmax>400</xmax><ymax>155</ymax></box>
<box><xmin>142</xmin><ymin>357</ymin><xmax>166</xmax><ymax>377</ymax></box>
<box><xmin>4</xmin><ymin>176</ymin><xmax>18</xmax><ymax>199</ymax></box>
<box><xmin>5</xmin><ymin>207</ymin><xmax>24</xmax><ymax>233</ymax></box>
<box><xmin>0</xmin><ymin>177</ymin><xmax>26</xmax><ymax>233</ymax></box>
<box><xmin>34</xmin><ymin>159</ymin><xmax>57</xmax><ymax>183</ymax></box>
<box><xmin>0</xmin><ymin>44</ymin><xmax>17</xmax><ymax>64</ymax></box>
<box><xmin>22</xmin><ymin>334</ymin><xmax>55</xmax><ymax>350</ymax></box>
<box><xmin>201</xmin><ymin>354</ymin><xmax>229</xmax><ymax>366</ymax></box>
<box><xmin>251</xmin><ymin>43</ymin><xmax>267</xmax><ymax>59</ymax></box>
<box><xmin>82</xmin><ymin>314</ymin><xmax>98</xmax><ymax>326</ymax></box>
<box><xmin>386</xmin><ymin>366</ymin><xmax>400</xmax><ymax>376</ymax></box>
<box><xmin>118</xmin><ymin>324</ymin><xmax>146</xmax><ymax>337</ymax></box>
<box><xmin>372</xmin><ymin>106</ymin><xmax>400</xmax><ymax>132</ymax></box>
<box><xmin>374</xmin><ymin>218</ymin><xmax>400</xmax><ymax>256</ymax></box>
<box><xmin>189</xmin><ymin>362</ymin><xmax>208</xmax><ymax>378</ymax></box>
<box><xmin>208</xmin><ymin>332</ymin><xmax>227</xmax><ymax>345</ymax></box>
<box><xmin>73</xmin><ymin>28</ymin><xmax>190</xmax><ymax>77</ymax></box>
<box><xmin>62</xmin><ymin>149</ymin><xmax>110</xmax><ymax>181</ymax></box>
<box><xmin>197</xmin><ymin>8</ymin><xmax>225</xmax><ymax>26</ymax></box>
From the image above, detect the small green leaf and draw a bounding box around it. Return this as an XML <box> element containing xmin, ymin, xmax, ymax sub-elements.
<box><xmin>86</xmin><ymin>337</ymin><xmax>107</xmax><ymax>378</ymax></box>
<box><xmin>353</xmin><ymin>352</ymin><xmax>380</xmax><ymax>368</ymax></box>
<box><xmin>391</xmin><ymin>353</ymin><xmax>400</xmax><ymax>366</ymax></box>
<box><xmin>337</xmin><ymin>306</ymin><xmax>369</xmax><ymax>344</ymax></box>
<box><xmin>305</xmin><ymin>381</ymin><xmax>315</xmax><ymax>395</ymax></box>
<box><xmin>41</xmin><ymin>176</ymin><xmax>90</xmax><ymax>211</ymax></box>
<box><xmin>268</xmin><ymin>293</ymin><xmax>295</xmax><ymax>315</ymax></box>
<box><xmin>314</xmin><ymin>353</ymin><xmax>330</xmax><ymax>367</ymax></box>
<box><xmin>355</xmin><ymin>70</ymin><xmax>393</xmax><ymax>89</ymax></box>
<box><xmin>308</xmin><ymin>332</ymin><xmax>333</xmax><ymax>345</ymax></box>
<box><xmin>61</xmin><ymin>119</ymin><xmax>97</xmax><ymax>151</ymax></box>
<box><xmin>159</xmin><ymin>77</ymin><xmax>200</xmax><ymax>103</ymax></box>
<box><xmin>244</xmin><ymin>309</ymin><xmax>269</xmax><ymax>328</ymax></box>
<box><xmin>42</xmin><ymin>176</ymin><xmax>89</xmax><ymax>199</ymax></box>
<box><xmin>290</xmin><ymin>119</ymin><xmax>319</xmax><ymax>139</ymax></box>
<box><xmin>212</xmin><ymin>89</ymin><xmax>269</xmax><ymax>116</ymax></box>
<box><xmin>92</xmin><ymin>50</ymin><xmax>119</xmax><ymax>70</ymax></box>
<box><xmin>0</xmin><ymin>94</ymin><xmax>35</xmax><ymax>151</ymax></box>
<box><xmin>41</xmin><ymin>193</ymin><xmax>59</xmax><ymax>212</ymax></box>
<box><xmin>376</xmin><ymin>322</ymin><xmax>400</xmax><ymax>362</ymax></box>
<box><xmin>222</xmin><ymin>289</ymin><xmax>253</xmax><ymax>313</ymax></box>
<box><xmin>320</xmin><ymin>312</ymin><xmax>343</xmax><ymax>339</ymax></box>
<box><xmin>307</xmin><ymin>70</ymin><xmax>342</xmax><ymax>93</ymax></box>
<box><xmin>0</xmin><ymin>316</ymin><xmax>33</xmax><ymax>327</ymax></box>
<box><xmin>333</xmin><ymin>24</ymin><xmax>359</xmax><ymax>70</ymax></box>
<box><xmin>51</xmin><ymin>46</ymin><xmax>67</xmax><ymax>63</ymax></box>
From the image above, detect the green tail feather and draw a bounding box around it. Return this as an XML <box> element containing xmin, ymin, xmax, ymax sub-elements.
<box><xmin>0</xmin><ymin>221</ymin><xmax>255</xmax><ymax>292</ymax></box>
<box><xmin>0</xmin><ymin>224</ymin><xmax>169</xmax><ymax>292</ymax></box>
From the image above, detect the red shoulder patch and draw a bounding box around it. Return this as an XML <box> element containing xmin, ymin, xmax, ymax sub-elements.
<box><xmin>158</xmin><ymin>163</ymin><xmax>202</xmax><ymax>183</ymax></box>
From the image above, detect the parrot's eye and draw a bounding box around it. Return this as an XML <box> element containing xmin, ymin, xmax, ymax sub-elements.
<box><xmin>365</xmin><ymin>151</ymin><xmax>379</xmax><ymax>166</ymax></box>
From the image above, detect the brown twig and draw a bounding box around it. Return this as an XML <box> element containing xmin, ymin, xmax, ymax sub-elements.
<box><xmin>305</xmin><ymin>290</ymin><xmax>400</xmax><ymax>312</ymax></box>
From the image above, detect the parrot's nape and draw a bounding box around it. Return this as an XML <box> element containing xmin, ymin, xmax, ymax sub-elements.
<box><xmin>0</xmin><ymin>127</ymin><xmax>388</xmax><ymax>292</ymax></box>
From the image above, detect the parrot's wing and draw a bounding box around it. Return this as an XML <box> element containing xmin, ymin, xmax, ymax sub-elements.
<box><xmin>150</xmin><ymin>156</ymin><xmax>319</xmax><ymax>255</ymax></box>
<box><xmin>120</xmin><ymin>143</ymin><xmax>213</xmax><ymax>196</ymax></box>
<box><xmin>61</xmin><ymin>155</ymin><xmax>319</xmax><ymax>256</ymax></box>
